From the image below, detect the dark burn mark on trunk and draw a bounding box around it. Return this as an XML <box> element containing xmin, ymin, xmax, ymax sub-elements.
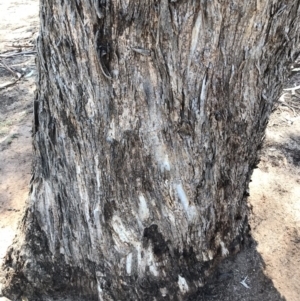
<box><xmin>60</xmin><ymin>111</ymin><xmax>77</xmax><ymax>141</ymax></box>
<box><xmin>48</xmin><ymin>117</ymin><xmax>56</xmax><ymax>145</ymax></box>
<box><xmin>109</xmin><ymin>131</ymin><xmax>155</xmax><ymax>192</ymax></box>
<box><xmin>33</xmin><ymin>98</ymin><xmax>39</xmax><ymax>134</ymax></box>
<box><xmin>172</xmin><ymin>247</ymin><xmax>212</xmax><ymax>283</ymax></box>
<box><xmin>103</xmin><ymin>200</ymin><xmax>116</xmax><ymax>222</ymax></box>
<box><xmin>39</xmin><ymin>145</ymin><xmax>50</xmax><ymax>179</ymax></box>
<box><xmin>138</xmin><ymin>276</ymin><xmax>159</xmax><ymax>297</ymax></box>
<box><xmin>143</xmin><ymin>224</ymin><xmax>169</xmax><ymax>257</ymax></box>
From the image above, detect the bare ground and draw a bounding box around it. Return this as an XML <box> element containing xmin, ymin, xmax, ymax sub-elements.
<box><xmin>0</xmin><ymin>1</ymin><xmax>299</xmax><ymax>300</ymax></box>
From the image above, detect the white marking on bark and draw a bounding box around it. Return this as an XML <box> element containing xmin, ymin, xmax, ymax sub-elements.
<box><xmin>162</xmin><ymin>156</ymin><xmax>171</xmax><ymax>171</ymax></box>
<box><xmin>106</xmin><ymin>119</ymin><xmax>115</xmax><ymax>142</ymax></box>
<box><xmin>94</xmin><ymin>0</ymin><xmax>104</xmax><ymax>19</ymax></box>
<box><xmin>136</xmin><ymin>243</ymin><xmax>143</xmax><ymax>272</ymax></box>
<box><xmin>230</xmin><ymin>64</ymin><xmax>235</xmax><ymax>83</ymax></box>
<box><xmin>96</xmin><ymin>271</ymin><xmax>105</xmax><ymax>301</ymax></box>
<box><xmin>112</xmin><ymin>216</ymin><xmax>130</xmax><ymax>243</ymax></box>
<box><xmin>85</xmin><ymin>97</ymin><xmax>96</xmax><ymax>118</ymax></box>
<box><xmin>178</xmin><ymin>275</ymin><xmax>189</xmax><ymax>293</ymax></box>
<box><xmin>93</xmin><ymin>206</ymin><xmax>103</xmax><ymax>240</ymax></box>
<box><xmin>160</xmin><ymin>287</ymin><xmax>168</xmax><ymax>297</ymax></box>
<box><xmin>126</xmin><ymin>253</ymin><xmax>132</xmax><ymax>275</ymax></box>
<box><xmin>188</xmin><ymin>11</ymin><xmax>202</xmax><ymax>72</ymax></box>
<box><xmin>138</xmin><ymin>194</ymin><xmax>150</xmax><ymax>221</ymax></box>
<box><xmin>202</xmin><ymin>252</ymin><xmax>209</xmax><ymax>261</ymax></box>
<box><xmin>97</xmin><ymin>284</ymin><xmax>103</xmax><ymax>300</ymax></box>
<box><xmin>208</xmin><ymin>250</ymin><xmax>214</xmax><ymax>260</ymax></box>
<box><xmin>150</xmin><ymin>264</ymin><xmax>159</xmax><ymax>277</ymax></box>
<box><xmin>199</xmin><ymin>74</ymin><xmax>208</xmax><ymax>121</ymax></box>
<box><xmin>191</xmin><ymin>13</ymin><xmax>202</xmax><ymax>56</ymax></box>
<box><xmin>74</xmin><ymin>180</ymin><xmax>99</xmax><ymax>253</ymax></box>
<box><xmin>147</xmin><ymin>248</ymin><xmax>159</xmax><ymax>276</ymax></box>
<box><xmin>155</xmin><ymin>143</ymin><xmax>171</xmax><ymax>172</ymax></box>
<box><xmin>131</xmin><ymin>47</ymin><xmax>151</xmax><ymax>56</ymax></box>
<box><xmin>95</xmin><ymin>157</ymin><xmax>100</xmax><ymax>190</ymax></box>
<box><xmin>220</xmin><ymin>241</ymin><xmax>229</xmax><ymax>256</ymax></box>
<box><xmin>111</xmin><ymin>215</ymin><xmax>136</xmax><ymax>244</ymax></box>
<box><xmin>215</xmin><ymin>233</ymin><xmax>229</xmax><ymax>257</ymax></box>
<box><xmin>138</xmin><ymin>245</ymin><xmax>160</xmax><ymax>276</ymax></box>
<box><xmin>44</xmin><ymin>181</ymin><xmax>54</xmax><ymax>250</ymax></box>
<box><xmin>111</xmin><ymin>69</ymin><xmax>119</xmax><ymax>78</ymax></box>
<box><xmin>175</xmin><ymin>183</ymin><xmax>196</xmax><ymax>221</ymax></box>
<box><xmin>176</xmin><ymin>184</ymin><xmax>188</xmax><ymax>210</ymax></box>
<box><xmin>191</xmin><ymin>97</ymin><xmax>200</xmax><ymax>119</ymax></box>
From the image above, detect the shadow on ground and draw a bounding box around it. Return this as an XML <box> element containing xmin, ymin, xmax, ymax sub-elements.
<box><xmin>193</xmin><ymin>239</ymin><xmax>286</xmax><ymax>301</ymax></box>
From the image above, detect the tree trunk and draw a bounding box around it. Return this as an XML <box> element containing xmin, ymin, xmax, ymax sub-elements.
<box><xmin>2</xmin><ymin>1</ymin><xmax>300</xmax><ymax>300</ymax></box>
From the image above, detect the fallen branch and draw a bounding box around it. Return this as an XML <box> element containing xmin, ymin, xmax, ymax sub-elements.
<box><xmin>0</xmin><ymin>51</ymin><xmax>37</xmax><ymax>58</ymax></box>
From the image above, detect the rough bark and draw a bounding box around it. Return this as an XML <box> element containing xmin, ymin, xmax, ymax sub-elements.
<box><xmin>2</xmin><ymin>1</ymin><xmax>300</xmax><ymax>300</ymax></box>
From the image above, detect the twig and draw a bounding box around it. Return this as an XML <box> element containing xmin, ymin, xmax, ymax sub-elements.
<box><xmin>240</xmin><ymin>276</ymin><xmax>250</xmax><ymax>289</ymax></box>
<box><xmin>0</xmin><ymin>59</ymin><xmax>20</xmax><ymax>78</ymax></box>
<box><xmin>279</xmin><ymin>103</ymin><xmax>297</xmax><ymax>116</ymax></box>
<box><xmin>278</xmin><ymin>93</ymin><xmax>298</xmax><ymax>116</ymax></box>
<box><xmin>7</xmin><ymin>44</ymin><xmax>34</xmax><ymax>48</ymax></box>
<box><xmin>283</xmin><ymin>84</ymin><xmax>300</xmax><ymax>95</ymax></box>
<box><xmin>0</xmin><ymin>74</ymin><xmax>23</xmax><ymax>90</ymax></box>
<box><xmin>0</xmin><ymin>51</ymin><xmax>37</xmax><ymax>58</ymax></box>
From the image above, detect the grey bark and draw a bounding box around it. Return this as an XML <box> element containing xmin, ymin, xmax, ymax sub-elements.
<box><xmin>2</xmin><ymin>1</ymin><xmax>300</xmax><ymax>300</ymax></box>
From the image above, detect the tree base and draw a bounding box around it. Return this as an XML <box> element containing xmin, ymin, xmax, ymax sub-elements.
<box><xmin>2</xmin><ymin>209</ymin><xmax>250</xmax><ymax>301</ymax></box>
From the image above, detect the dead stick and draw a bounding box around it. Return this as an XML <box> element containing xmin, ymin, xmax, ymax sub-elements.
<box><xmin>283</xmin><ymin>84</ymin><xmax>300</xmax><ymax>91</ymax></box>
<box><xmin>7</xmin><ymin>45</ymin><xmax>34</xmax><ymax>48</ymax></box>
<box><xmin>0</xmin><ymin>74</ymin><xmax>23</xmax><ymax>90</ymax></box>
<box><xmin>0</xmin><ymin>51</ymin><xmax>37</xmax><ymax>58</ymax></box>
<box><xmin>0</xmin><ymin>60</ymin><xmax>20</xmax><ymax>78</ymax></box>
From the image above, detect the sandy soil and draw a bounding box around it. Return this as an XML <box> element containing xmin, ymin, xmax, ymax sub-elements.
<box><xmin>0</xmin><ymin>1</ymin><xmax>299</xmax><ymax>300</ymax></box>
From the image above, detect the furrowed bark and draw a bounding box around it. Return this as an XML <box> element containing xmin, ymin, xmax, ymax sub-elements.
<box><xmin>2</xmin><ymin>1</ymin><xmax>300</xmax><ymax>300</ymax></box>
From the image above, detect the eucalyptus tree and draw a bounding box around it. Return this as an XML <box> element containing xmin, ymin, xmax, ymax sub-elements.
<box><xmin>2</xmin><ymin>1</ymin><xmax>300</xmax><ymax>300</ymax></box>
